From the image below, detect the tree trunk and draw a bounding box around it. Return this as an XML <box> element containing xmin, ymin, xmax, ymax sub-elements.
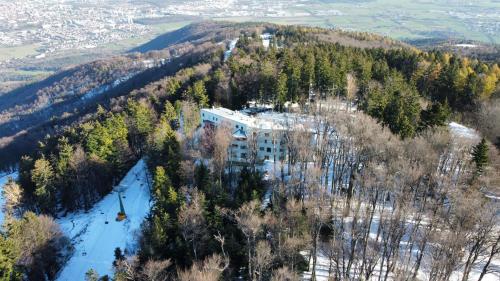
<box><xmin>478</xmin><ymin>235</ymin><xmax>500</xmax><ymax>281</ymax></box>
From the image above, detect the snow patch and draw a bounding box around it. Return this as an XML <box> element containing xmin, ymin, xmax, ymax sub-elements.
<box><xmin>56</xmin><ymin>159</ymin><xmax>151</xmax><ymax>280</ymax></box>
<box><xmin>455</xmin><ymin>43</ymin><xmax>478</xmax><ymax>48</ymax></box>
<box><xmin>224</xmin><ymin>38</ymin><xmax>239</xmax><ymax>61</ymax></box>
<box><xmin>448</xmin><ymin>122</ymin><xmax>480</xmax><ymax>141</ymax></box>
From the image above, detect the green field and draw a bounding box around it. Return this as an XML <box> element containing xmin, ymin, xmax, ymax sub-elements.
<box><xmin>0</xmin><ymin>44</ymin><xmax>40</xmax><ymax>61</ymax></box>
<box><xmin>214</xmin><ymin>0</ymin><xmax>500</xmax><ymax>44</ymax></box>
<box><xmin>2</xmin><ymin>0</ymin><xmax>499</xmax><ymax>92</ymax></box>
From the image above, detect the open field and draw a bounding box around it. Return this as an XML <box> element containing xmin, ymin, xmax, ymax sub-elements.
<box><xmin>1</xmin><ymin>0</ymin><xmax>498</xmax><ymax>94</ymax></box>
<box><xmin>0</xmin><ymin>44</ymin><xmax>40</xmax><ymax>61</ymax></box>
<box><xmin>213</xmin><ymin>0</ymin><xmax>500</xmax><ymax>44</ymax></box>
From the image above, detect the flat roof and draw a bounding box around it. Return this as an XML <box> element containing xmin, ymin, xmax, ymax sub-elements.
<box><xmin>202</xmin><ymin>107</ymin><xmax>312</xmax><ymax>131</ymax></box>
<box><xmin>202</xmin><ymin>107</ymin><xmax>256</xmax><ymax>127</ymax></box>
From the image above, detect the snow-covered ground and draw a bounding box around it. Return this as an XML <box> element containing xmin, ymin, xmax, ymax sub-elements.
<box><xmin>56</xmin><ymin>159</ymin><xmax>151</xmax><ymax>280</ymax></box>
<box><xmin>455</xmin><ymin>44</ymin><xmax>478</xmax><ymax>48</ymax></box>
<box><xmin>301</xmin><ymin>203</ymin><xmax>500</xmax><ymax>281</ymax></box>
<box><xmin>260</xmin><ymin>33</ymin><xmax>272</xmax><ymax>50</ymax></box>
<box><xmin>0</xmin><ymin>171</ymin><xmax>18</xmax><ymax>226</ymax></box>
<box><xmin>448</xmin><ymin>122</ymin><xmax>480</xmax><ymax>141</ymax></box>
<box><xmin>224</xmin><ymin>38</ymin><xmax>239</xmax><ymax>61</ymax></box>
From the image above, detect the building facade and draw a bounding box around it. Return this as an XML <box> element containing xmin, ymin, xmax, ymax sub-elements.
<box><xmin>200</xmin><ymin>107</ymin><xmax>291</xmax><ymax>164</ymax></box>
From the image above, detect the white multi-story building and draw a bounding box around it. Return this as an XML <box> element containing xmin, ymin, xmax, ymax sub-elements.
<box><xmin>201</xmin><ymin>107</ymin><xmax>304</xmax><ymax>164</ymax></box>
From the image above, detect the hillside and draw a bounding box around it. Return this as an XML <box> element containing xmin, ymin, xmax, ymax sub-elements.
<box><xmin>0</xmin><ymin>24</ymin><xmax>228</xmax><ymax>168</ymax></box>
<box><xmin>0</xmin><ymin>21</ymin><xmax>413</xmax><ymax>169</ymax></box>
<box><xmin>0</xmin><ymin>20</ymin><xmax>498</xmax><ymax>281</ymax></box>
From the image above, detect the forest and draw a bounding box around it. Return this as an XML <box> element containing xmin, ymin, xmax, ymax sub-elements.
<box><xmin>0</xmin><ymin>23</ymin><xmax>499</xmax><ymax>280</ymax></box>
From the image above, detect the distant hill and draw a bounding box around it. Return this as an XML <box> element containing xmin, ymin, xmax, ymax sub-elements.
<box><xmin>132</xmin><ymin>21</ymin><xmax>410</xmax><ymax>54</ymax></box>
<box><xmin>0</xmin><ymin>21</ymin><xmax>413</xmax><ymax>168</ymax></box>
<box><xmin>407</xmin><ymin>38</ymin><xmax>500</xmax><ymax>63</ymax></box>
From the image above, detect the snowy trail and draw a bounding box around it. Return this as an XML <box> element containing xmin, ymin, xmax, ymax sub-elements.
<box><xmin>57</xmin><ymin>159</ymin><xmax>151</xmax><ymax>281</ymax></box>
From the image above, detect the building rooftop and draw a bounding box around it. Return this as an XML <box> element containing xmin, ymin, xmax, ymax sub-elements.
<box><xmin>202</xmin><ymin>107</ymin><xmax>312</xmax><ymax>131</ymax></box>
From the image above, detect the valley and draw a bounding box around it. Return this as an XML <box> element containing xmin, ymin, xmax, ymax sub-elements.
<box><xmin>0</xmin><ymin>14</ymin><xmax>498</xmax><ymax>281</ymax></box>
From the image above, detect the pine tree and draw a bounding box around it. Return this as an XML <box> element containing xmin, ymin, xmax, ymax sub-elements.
<box><xmin>194</xmin><ymin>163</ymin><xmax>212</xmax><ymax>196</ymax></box>
<box><xmin>315</xmin><ymin>52</ymin><xmax>335</xmax><ymax>96</ymax></box>
<box><xmin>283</xmin><ymin>51</ymin><xmax>302</xmax><ymax>102</ymax></box>
<box><xmin>85</xmin><ymin>121</ymin><xmax>113</xmax><ymax>160</ymax></box>
<box><xmin>275</xmin><ymin>72</ymin><xmax>288</xmax><ymax>112</ymax></box>
<box><xmin>31</xmin><ymin>158</ymin><xmax>55</xmax><ymax>213</ymax></box>
<box><xmin>0</xmin><ymin>235</ymin><xmax>21</xmax><ymax>281</ymax></box>
<box><xmin>113</xmin><ymin>247</ymin><xmax>125</xmax><ymax>267</ymax></box>
<box><xmin>420</xmin><ymin>100</ymin><xmax>451</xmax><ymax>129</ymax></box>
<box><xmin>127</xmin><ymin>99</ymin><xmax>154</xmax><ymax>154</ymax></box>
<box><xmin>163</xmin><ymin>100</ymin><xmax>178</xmax><ymax>128</ymax></box>
<box><xmin>189</xmin><ymin>80</ymin><xmax>209</xmax><ymax>107</ymax></box>
<box><xmin>153</xmin><ymin>166</ymin><xmax>170</xmax><ymax>198</ymax></box>
<box><xmin>472</xmin><ymin>138</ymin><xmax>489</xmax><ymax>174</ymax></box>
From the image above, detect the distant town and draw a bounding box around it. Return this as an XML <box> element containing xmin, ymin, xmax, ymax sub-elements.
<box><xmin>1</xmin><ymin>0</ymin><xmax>499</xmax><ymax>67</ymax></box>
<box><xmin>0</xmin><ymin>0</ymin><xmax>154</xmax><ymax>57</ymax></box>
<box><xmin>0</xmin><ymin>0</ymin><xmax>314</xmax><ymax>64</ymax></box>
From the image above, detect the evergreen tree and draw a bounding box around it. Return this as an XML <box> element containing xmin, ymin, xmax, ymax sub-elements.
<box><xmin>85</xmin><ymin>121</ymin><xmax>113</xmax><ymax>160</ymax></box>
<box><xmin>31</xmin><ymin>158</ymin><xmax>55</xmax><ymax>213</ymax></box>
<box><xmin>275</xmin><ymin>71</ymin><xmax>288</xmax><ymax>112</ymax></box>
<box><xmin>56</xmin><ymin>137</ymin><xmax>73</xmax><ymax>176</ymax></box>
<box><xmin>315</xmin><ymin>52</ymin><xmax>335</xmax><ymax>96</ymax></box>
<box><xmin>163</xmin><ymin>100</ymin><xmax>178</xmax><ymax>129</ymax></box>
<box><xmin>420</xmin><ymin>100</ymin><xmax>451</xmax><ymax>129</ymax></box>
<box><xmin>18</xmin><ymin>156</ymin><xmax>35</xmax><ymax>198</ymax></box>
<box><xmin>127</xmin><ymin>99</ymin><xmax>155</xmax><ymax>154</ymax></box>
<box><xmin>472</xmin><ymin>138</ymin><xmax>489</xmax><ymax>174</ymax></box>
<box><xmin>300</xmin><ymin>50</ymin><xmax>315</xmax><ymax>95</ymax></box>
<box><xmin>188</xmin><ymin>80</ymin><xmax>209</xmax><ymax>107</ymax></box>
<box><xmin>113</xmin><ymin>247</ymin><xmax>125</xmax><ymax>267</ymax></box>
<box><xmin>283</xmin><ymin>51</ymin><xmax>302</xmax><ymax>102</ymax></box>
<box><xmin>194</xmin><ymin>163</ymin><xmax>211</xmax><ymax>192</ymax></box>
<box><xmin>0</xmin><ymin>236</ymin><xmax>21</xmax><ymax>281</ymax></box>
<box><xmin>384</xmin><ymin>89</ymin><xmax>421</xmax><ymax>139</ymax></box>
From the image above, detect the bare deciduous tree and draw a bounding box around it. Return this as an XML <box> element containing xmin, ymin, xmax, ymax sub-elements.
<box><xmin>141</xmin><ymin>259</ymin><xmax>172</xmax><ymax>281</ymax></box>
<box><xmin>212</xmin><ymin>122</ymin><xmax>232</xmax><ymax>184</ymax></box>
<box><xmin>270</xmin><ymin>266</ymin><xmax>300</xmax><ymax>281</ymax></box>
<box><xmin>2</xmin><ymin>177</ymin><xmax>23</xmax><ymax>217</ymax></box>
<box><xmin>178</xmin><ymin>188</ymin><xmax>207</xmax><ymax>260</ymax></box>
<box><xmin>177</xmin><ymin>254</ymin><xmax>228</xmax><ymax>281</ymax></box>
<box><xmin>232</xmin><ymin>200</ymin><xmax>264</xmax><ymax>280</ymax></box>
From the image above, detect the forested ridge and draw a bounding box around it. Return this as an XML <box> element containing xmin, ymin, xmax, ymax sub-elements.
<box><xmin>0</xmin><ymin>22</ymin><xmax>499</xmax><ymax>281</ymax></box>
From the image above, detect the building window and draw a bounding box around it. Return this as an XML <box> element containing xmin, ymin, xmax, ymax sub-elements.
<box><xmin>265</xmin><ymin>156</ymin><xmax>270</xmax><ymax>160</ymax></box>
<box><xmin>202</xmin><ymin>113</ymin><xmax>205</xmax><ymax>117</ymax></box>
<box><xmin>241</xmin><ymin>153</ymin><xmax>247</xmax><ymax>159</ymax></box>
<box><xmin>265</xmin><ymin>133</ymin><xmax>270</xmax><ymax>137</ymax></box>
<box><xmin>240</xmin><ymin>145</ymin><xmax>247</xmax><ymax>149</ymax></box>
<box><xmin>266</xmin><ymin>147</ymin><xmax>272</xmax><ymax>152</ymax></box>
<box><xmin>264</xmin><ymin>139</ymin><xmax>268</xmax><ymax>143</ymax></box>
<box><xmin>280</xmin><ymin>149</ymin><xmax>284</xmax><ymax>152</ymax></box>
<box><xmin>259</xmin><ymin>147</ymin><xmax>265</xmax><ymax>151</ymax></box>
<box><xmin>236</xmin><ymin>125</ymin><xmax>239</xmax><ymax>128</ymax></box>
<box><xmin>231</xmin><ymin>144</ymin><xmax>238</xmax><ymax>148</ymax></box>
